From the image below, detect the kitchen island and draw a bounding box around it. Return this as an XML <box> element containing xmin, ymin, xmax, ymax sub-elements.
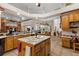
<box><xmin>17</xmin><ymin>35</ymin><xmax>50</xmax><ymax>56</ymax></box>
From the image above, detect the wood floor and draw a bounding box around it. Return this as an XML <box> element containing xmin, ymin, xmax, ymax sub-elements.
<box><xmin>3</xmin><ymin>35</ymin><xmax>79</xmax><ymax>56</ymax></box>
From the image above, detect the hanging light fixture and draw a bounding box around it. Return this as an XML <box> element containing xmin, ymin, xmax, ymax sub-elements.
<box><xmin>36</xmin><ymin>3</ymin><xmax>41</xmax><ymax>7</ymax></box>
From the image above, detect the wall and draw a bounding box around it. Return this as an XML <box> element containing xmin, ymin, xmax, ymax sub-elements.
<box><xmin>53</xmin><ymin>16</ymin><xmax>62</xmax><ymax>32</ymax></box>
<box><xmin>21</xmin><ymin>19</ymin><xmax>51</xmax><ymax>32</ymax></box>
<box><xmin>21</xmin><ymin>20</ymin><xmax>34</xmax><ymax>32</ymax></box>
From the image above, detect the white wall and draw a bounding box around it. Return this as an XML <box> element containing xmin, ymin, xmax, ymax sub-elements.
<box><xmin>53</xmin><ymin>16</ymin><xmax>62</xmax><ymax>32</ymax></box>
<box><xmin>21</xmin><ymin>20</ymin><xmax>41</xmax><ymax>32</ymax></box>
<box><xmin>21</xmin><ymin>20</ymin><xmax>33</xmax><ymax>32</ymax></box>
<box><xmin>21</xmin><ymin>19</ymin><xmax>51</xmax><ymax>32</ymax></box>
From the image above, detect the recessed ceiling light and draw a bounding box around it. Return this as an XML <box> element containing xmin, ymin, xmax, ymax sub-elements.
<box><xmin>17</xmin><ymin>12</ymin><xmax>20</xmax><ymax>15</ymax></box>
<box><xmin>6</xmin><ymin>17</ymin><xmax>8</xmax><ymax>19</ymax></box>
<box><xmin>36</xmin><ymin>3</ymin><xmax>38</xmax><ymax>6</ymax></box>
<box><xmin>36</xmin><ymin>3</ymin><xmax>41</xmax><ymax>7</ymax></box>
<box><xmin>22</xmin><ymin>17</ymin><xmax>24</xmax><ymax>20</ymax></box>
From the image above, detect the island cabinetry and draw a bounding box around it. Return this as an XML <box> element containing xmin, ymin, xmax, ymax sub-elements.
<box><xmin>18</xmin><ymin>37</ymin><xmax>50</xmax><ymax>56</ymax></box>
<box><xmin>18</xmin><ymin>42</ymin><xmax>26</xmax><ymax>56</ymax></box>
<box><xmin>31</xmin><ymin>38</ymin><xmax>50</xmax><ymax>56</ymax></box>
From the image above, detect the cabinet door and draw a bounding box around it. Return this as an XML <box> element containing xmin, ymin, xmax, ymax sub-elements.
<box><xmin>18</xmin><ymin>42</ymin><xmax>26</xmax><ymax>56</ymax></box>
<box><xmin>69</xmin><ymin>13</ymin><xmax>74</xmax><ymax>22</ymax></box>
<box><xmin>14</xmin><ymin>36</ymin><xmax>18</xmax><ymax>48</ymax></box>
<box><xmin>69</xmin><ymin>10</ymin><xmax>79</xmax><ymax>22</ymax></box>
<box><xmin>62</xmin><ymin>38</ymin><xmax>66</xmax><ymax>47</ymax></box>
<box><xmin>66</xmin><ymin>39</ymin><xmax>71</xmax><ymax>48</ymax></box>
<box><xmin>61</xmin><ymin>15</ymin><xmax>69</xmax><ymax>30</ymax></box>
<box><xmin>40</xmin><ymin>41</ymin><xmax>46</xmax><ymax>56</ymax></box>
<box><xmin>45</xmin><ymin>39</ymin><xmax>50</xmax><ymax>56</ymax></box>
<box><xmin>74</xmin><ymin>12</ymin><xmax>79</xmax><ymax>21</ymax></box>
<box><xmin>62</xmin><ymin>38</ymin><xmax>71</xmax><ymax>48</ymax></box>
<box><xmin>5</xmin><ymin>37</ymin><xmax>14</xmax><ymax>51</ymax></box>
<box><xmin>34</xmin><ymin>44</ymin><xmax>41</xmax><ymax>56</ymax></box>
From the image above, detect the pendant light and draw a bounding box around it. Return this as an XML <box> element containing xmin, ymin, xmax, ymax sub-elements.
<box><xmin>36</xmin><ymin>3</ymin><xmax>41</xmax><ymax>7</ymax></box>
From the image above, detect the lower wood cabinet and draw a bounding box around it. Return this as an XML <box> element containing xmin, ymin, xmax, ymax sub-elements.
<box><xmin>5</xmin><ymin>36</ymin><xmax>14</xmax><ymax>52</ymax></box>
<box><xmin>32</xmin><ymin>38</ymin><xmax>50</xmax><ymax>56</ymax></box>
<box><xmin>18</xmin><ymin>38</ymin><xmax>50</xmax><ymax>56</ymax></box>
<box><xmin>62</xmin><ymin>37</ymin><xmax>71</xmax><ymax>48</ymax></box>
<box><xmin>4</xmin><ymin>34</ymin><xmax>31</xmax><ymax>52</ymax></box>
<box><xmin>13</xmin><ymin>36</ymin><xmax>18</xmax><ymax>48</ymax></box>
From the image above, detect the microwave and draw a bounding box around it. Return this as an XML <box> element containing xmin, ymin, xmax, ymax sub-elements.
<box><xmin>69</xmin><ymin>21</ymin><xmax>79</xmax><ymax>28</ymax></box>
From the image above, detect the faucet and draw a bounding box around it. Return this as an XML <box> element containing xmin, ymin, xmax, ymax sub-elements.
<box><xmin>35</xmin><ymin>30</ymin><xmax>38</xmax><ymax>38</ymax></box>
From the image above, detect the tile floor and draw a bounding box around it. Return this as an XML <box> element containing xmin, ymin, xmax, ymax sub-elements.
<box><xmin>50</xmin><ymin>36</ymin><xmax>79</xmax><ymax>56</ymax></box>
<box><xmin>3</xmin><ymin>35</ymin><xmax>79</xmax><ymax>56</ymax></box>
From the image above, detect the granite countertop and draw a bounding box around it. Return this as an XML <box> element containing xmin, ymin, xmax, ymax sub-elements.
<box><xmin>0</xmin><ymin>36</ymin><xmax>7</xmax><ymax>39</ymax></box>
<box><xmin>18</xmin><ymin>35</ymin><xmax>50</xmax><ymax>45</ymax></box>
<box><xmin>61</xmin><ymin>36</ymin><xmax>72</xmax><ymax>39</ymax></box>
<box><xmin>0</xmin><ymin>33</ymin><xmax>35</xmax><ymax>37</ymax></box>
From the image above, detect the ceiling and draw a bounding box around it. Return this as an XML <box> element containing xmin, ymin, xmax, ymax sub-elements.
<box><xmin>1</xmin><ymin>3</ymin><xmax>64</xmax><ymax>21</ymax></box>
<box><xmin>1</xmin><ymin>9</ymin><xmax>30</xmax><ymax>21</ymax></box>
<box><xmin>9</xmin><ymin>3</ymin><xmax>64</xmax><ymax>14</ymax></box>
<box><xmin>1</xmin><ymin>3</ymin><xmax>77</xmax><ymax>22</ymax></box>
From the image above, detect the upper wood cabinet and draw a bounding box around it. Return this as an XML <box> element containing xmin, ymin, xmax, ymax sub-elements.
<box><xmin>0</xmin><ymin>19</ymin><xmax>6</xmax><ymax>32</ymax></box>
<box><xmin>61</xmin><ymin>13</ymin><xmax>69</xmax><ymax>30</ymax></box>
<box><xmin>61</xmin><ymin>9</ymin><xmax>79</xmax><ymax>31</ymax></box>
<box><xmin>73</xmin><ymin>10</ymin><xmax>79</xmax><ymax>21</ymax></box>
<box><xmin>69</xmin><ymin>12</ymin><xmax>74</xmax><ymax>22</ymax></box>
<box><xmin>69</xmin><ymin>10</ymin><xmax>79</xmax><ymax>22</ymax></box>
<box><xmin>0</xmin><ymin>19</ymin><xmax>21</xmax><ymax>32</ymax></box>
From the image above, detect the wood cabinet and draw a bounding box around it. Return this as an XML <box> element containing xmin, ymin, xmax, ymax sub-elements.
<box><xmin>16</xmin><ymin>22</ymin><xmax>21</xmax><ymax>32</ymax></box>
<box><xmin>5</xmin><ymin>36</ymin><xmax>14</xmax><ymax>52</ymax></box>
<box><xmin>33</xmin><ymin>38</ymin><xmax>50</xmax><ymax>56</ymax></box>
<box><xmin>4</xmin><ymin>34</ymin><xmax>31</xmax><ymax>52</ymax></box>
<box><xmin>0</xmin><ymin>19</ymin><xmax>21</xmax><ymax>33</ymax></box>
<box><xmin>0</xmin><ymin>19</ymin><xmax>6</xmax><ymax>32</ymax></box>
<box><xmin>61</xmin><ymin>14</ymin><xmax>69</xmax><ymax>30</ymax></box>
<box><xmin>62</xmin><ymin>37</ymin><xmax>71</xmax><ymax>48</ymax></box>
<box><xmin>18</xmin><ymin>38</ymin><xmax>50</xmax><ymax>56</ymax></box>
<box><xmin>73</xmin><ymin>10</ymin><xmax>79</xmax><ymax>21</ymax></box>
<box><xmin>32</xmin><ymin>38</ymin><xmax>50</xmax><ymax>56</ymax></box>
<box><xmin>69</xmin><ymin>12</ymin><xmax>74</xmax><ymax>22</ymax></box>
<box><xmin>18</xmin><ymin>42</ymin><xmax>26</xmax><ymax>56</ymax></box>
<box><xmin>61</xmin><ymin>9</ymin><xmax>79</xmax><ymax>31</ymax></box>
<box><xmin>13</xmin><ymin>36</ymin><xmax>18</xmax><ymax>48</ymax></box>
